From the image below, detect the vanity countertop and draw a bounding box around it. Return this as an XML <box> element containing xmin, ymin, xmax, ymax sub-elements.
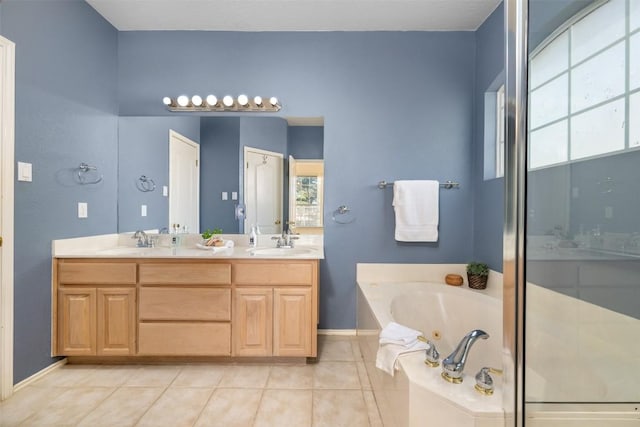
<box><xmin>52</xmin><ymin>233</ymin><xmax>324</xmax><ymax>260</ymax></box>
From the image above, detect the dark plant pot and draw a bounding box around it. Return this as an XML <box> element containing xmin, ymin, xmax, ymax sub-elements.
<box><xmin>467</xmin><ymin>273</ymin><xmax>488</xmax><ymax>290</ymax></box>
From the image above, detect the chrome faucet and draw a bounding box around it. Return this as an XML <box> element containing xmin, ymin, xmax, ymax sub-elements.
<box><xmin>132</xmin><ymin>230</ymin><xmax>150</xmax><ymax>247</ymax></box>
<box><xmin>442</xmin><ymin>329</ymin><xmax>489</xmax><ymax>383</ymax></box>
<box><xmin>271</xmin><ymin>228</ymin><xmax>299</xmax><ymax>248</ymax></box>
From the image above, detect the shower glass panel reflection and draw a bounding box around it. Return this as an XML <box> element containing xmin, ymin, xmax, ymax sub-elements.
<box><xmin>525</xmin><ymin>0</ymin><xmax>640</xmax><ymax>421</ymax></box>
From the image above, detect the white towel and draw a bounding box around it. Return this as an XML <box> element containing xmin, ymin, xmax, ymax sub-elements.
<box><xmin>375</xmin><ymin>322</ymin><xmax>428</xmax><ymax>376</ymax></box>
<box><xmin>376</xmin><ymin>340</ymin><xmax>429</xmax><ymax>376</ymax></box>
<box><xmin>209</xmin><ymin>240</ymin><xmax>235</xmax><ymax>254</ymax></box>
<box><xmin>393</xmin><ymin>180</ymin><xmax>439</xmax><ymax>242</ymax></box>
<box><xmin>379</xmin><ymin>322</ymin><xmax>423</xmax><ymax>346</ymax></box>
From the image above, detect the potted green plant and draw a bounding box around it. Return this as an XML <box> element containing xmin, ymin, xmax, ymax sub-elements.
<box><xmin>466</xmin><ymin>262</ymin><xmax>489</xmax><ymax>290</ymax></box>
<box><xmin>201</xmin><ymin>228</ymin><xmax>223</xmax><ymax>240</ymax></box>
<box><xmin>201</xmin><ymin>228</ymin><xmax>224</xmax><ymax>247</ymax></box>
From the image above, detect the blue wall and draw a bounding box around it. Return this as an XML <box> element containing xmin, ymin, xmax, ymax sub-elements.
<box><xmin>118</xmin><ymin>31</ymin><xmax>477</xmax><ymax>329</ymax></box>
<box><xmin>288</xmin><ymin>126</ymin><xmax>324</xmax><ymax>159</ymax></box>
<box><xmin>1</xmin><ymin>0</ymin><xmax>119</xmax><ymax>383</ymax></box>
<box><xmin>200</xmin><ymin>117</ymin><xmax>241</xmax><ymax>233</ymax></box>
<box><xmin>472</xmin><ymin>4</ymin><xmax>505</xmax><ymax>272</ymax></box>
<box><xmin>118</xmin><ymin>116</ymin><xmax>201</xmax><ymax>232</ymax></box>
<box><xmin>2</xmin><ymin>9</ymin><xmax>500</xmax><ymax>383</ymax></box>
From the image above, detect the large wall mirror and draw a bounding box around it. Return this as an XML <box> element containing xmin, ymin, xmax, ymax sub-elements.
<box><xmin>117</xmin><ymin>115</ymin><xmax>324</xmax><ymax>235</ymax></box>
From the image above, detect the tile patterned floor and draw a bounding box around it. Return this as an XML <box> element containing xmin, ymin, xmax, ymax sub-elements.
<box><xmin>0</xmin><ymin>336</ymin><xmax>383</xmax><ymax>427</ymax></box>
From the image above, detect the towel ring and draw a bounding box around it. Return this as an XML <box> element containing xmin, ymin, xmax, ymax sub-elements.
<box><xmin>332</xmin><ymin>205</ymin><xmax>356</xmax><ymax>224</ymax></box>
<box><xmin>136</xmin><ymin>175</ymin><xmax>156</xmax><ymax>192</ymax></box>
<box><xmin>76</xmin><ymin>163</ymin><xmax>103</xmax><ymax>185</ymax></box>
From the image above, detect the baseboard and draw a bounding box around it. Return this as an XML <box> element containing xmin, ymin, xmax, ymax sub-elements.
<box><xmin>318</xmin><ymin>329</ymin><xmax>357</xmax><ymax>336</ymax></box>
<box><xmin>13</xmin><ymin>358</ymin><xmax>67</xmax><ymax>393</ymax></box>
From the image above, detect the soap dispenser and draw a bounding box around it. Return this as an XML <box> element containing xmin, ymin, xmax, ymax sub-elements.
<box><xmin>249</xmin><ymin>225</ymin><xmax>257</xmax><ymax>247</ymax></box>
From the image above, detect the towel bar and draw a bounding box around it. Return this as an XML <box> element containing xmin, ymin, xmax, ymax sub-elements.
<box><xmin>378</xmin><ymin>180</ymin><xmax>459</xmax><ymax>189</ymax></box>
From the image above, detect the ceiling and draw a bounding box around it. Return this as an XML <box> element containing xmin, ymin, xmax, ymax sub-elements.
<box><xmin>86</xmin><ymin>0</ymin><xmax>502</xmax><ymax>32</ymax></box>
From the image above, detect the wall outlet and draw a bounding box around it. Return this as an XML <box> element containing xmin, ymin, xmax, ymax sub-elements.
<box><xmin>222</xmin><ymin>192</ymin><xmax>228</xmax><ymax>200</ymax></box>
<box><xmin>141</xmin><ymin>204</ymin><xmax>147</xmax><ymax>217</ymax></box>
<box><xmin>605</xmin><ymin>206</ymin><xmax>613</xmax><ymax>219</ymax></box>
<box><xmin>78</xmin><ymin>202</ymin><xmax>88</xmax><ymax>218</ymax></box>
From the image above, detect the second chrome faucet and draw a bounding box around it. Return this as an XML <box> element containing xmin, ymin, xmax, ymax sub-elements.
<box><xmin>441</xmin><ymin>329</ymin><xmax>489</xmax><ymax>384</ymax></box>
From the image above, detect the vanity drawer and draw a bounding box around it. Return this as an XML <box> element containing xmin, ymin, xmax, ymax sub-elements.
<box><xmin>234</xmin><ymin>261</ymin><xmax>315</xmax><ymax>286</ymax></box>
<box><xmin>139</xmin><ymin>263</ymin><xmax>231</xmax><ymax>285</ymax></box>
<box><xmin>139</xmin><ymin>288</ymin><xmax>231</xmax><ymax>321</ymax></box>
<box><xmin>138</xmin><ymin>322</ymin><xmax>231</xmax><ymax>356</ymax></box>
<box><xmin>58</xmin><ymin>261</ymin><xmax>137</xmax><ymax>285</ymax></box>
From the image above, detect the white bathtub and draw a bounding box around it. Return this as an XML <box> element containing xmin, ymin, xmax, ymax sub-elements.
<box><xmin>357</xmin><ymin>280</ymin><xmax>504</xmax><ymax>427</ymax></box>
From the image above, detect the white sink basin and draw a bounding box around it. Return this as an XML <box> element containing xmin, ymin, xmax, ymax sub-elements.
<box><xmin>250</xmin><ymin>247</ymin><xmax>315</xmax><ymax>257</ymax></box>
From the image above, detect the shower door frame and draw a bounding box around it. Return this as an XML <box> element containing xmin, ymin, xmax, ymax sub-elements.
<box><xmin>503</xmin><ymin>0</ymin><xmax>528</xmax><ymax>426</ymax></box>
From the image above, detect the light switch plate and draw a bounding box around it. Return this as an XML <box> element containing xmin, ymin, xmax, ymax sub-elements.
<box><xmin>232</xmin><ymin>191</ymin><xmax>238</xmax><ymax>200</ymax></box>
<box><xmin>222</xmin><ymin>192</ymin><xmax>228</xmax><ymax>200</ymax></box>
<box><xmin>78</xmin><ymin>202</ymin><xmax>88</xmax><ymax>218</ymax></box>
<box><xmin>18</xmin><ymin>162</ymin><xmax>32</xmax><ymax>182</ymax></box>
<box><xmin>163</xmin><ymin>185</ymin><xmax>168</xmax><ymax>197</ymax></box>
<box><xmin>141</xmin><ymin>204</ymin><xmax>147</xmax><ymax>217</ymax></box>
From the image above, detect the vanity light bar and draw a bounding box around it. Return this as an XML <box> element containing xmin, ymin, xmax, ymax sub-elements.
<box><xmin>163</xmin><ymin>94</ymin><xmax>281</xmax><ymax>112</ymax></box>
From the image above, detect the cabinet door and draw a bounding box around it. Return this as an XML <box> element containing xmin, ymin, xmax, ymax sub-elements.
<box><xmin>273</xmin><ymin>287</ymin><xmax>312</xmax><ymax>357</ymax></box>
<box><xmin>58</xmin><ymin>288</ymin><xmax>96</xmax><ymax>356</ymax></box>
<box><xmin>234</xmin><ymin>288</ymin><xmax>273</xmax><ymax>356</ymax></box>
<box><xmin>97</xmin><ymin>288</ymin><xmax>136</xmax><ymax>356</ymax></box>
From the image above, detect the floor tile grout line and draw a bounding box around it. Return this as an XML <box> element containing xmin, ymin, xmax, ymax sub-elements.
<box><xmin>131</xmin><ymin>383</ymin><xmax>172</xmax><ymax>427</ymax></box>
<box><xmin>364</xmin><ymin>389</ymin><xmax>384</xmax><ymax>427</ymax></box>
<box><xmin>250</xmin><ymin>387</ymin><xmax>267</xmax><ymax>427</ymax></box>
<box><xmin>129</xmin><ymin>365</ymin><xmax>185</xmax><ymax>426</ymax></box>
<box><xmin>188</xmin><ymin>386</ymin><xmax>217</xmax><ymax>427</ymax></box>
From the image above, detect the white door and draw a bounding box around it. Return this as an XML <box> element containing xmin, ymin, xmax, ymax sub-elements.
<box><xmin>169</xmin><ymin>130</ymin><xmax>199</xmax><ymax>233</ymax></box>
<box><xmin>0</xmin><ymin>35</ymin><xmax>15</xmax><ymax>401</ymax></box>
<box><xmin>244</xmin><ymin>147</ymin><xmax>283</xmax><ymax>234</ymax></box>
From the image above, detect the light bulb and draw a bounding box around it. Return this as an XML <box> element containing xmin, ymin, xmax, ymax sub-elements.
<box><xmin>206</xmin><ymin>95</ymin><xmax>218</xmax><ymax>107</ymax></box>
<box><xmin>191</xmin><ymin>95</ymin><xmax>203</xmax><ymax>107</ymax></box>
<box><xmin>222</xmin><ymin>95</ymin><xmax>234</xmax><ymax>107</ymax></box>
<box><xmin>269</xmin><ymin>97</ymin><xmax>279</xmax><ymax>106</ymax></box>
<box><xmin>177</xmin><ymin>95</ymin><xmax>190</xmax><ymax>107</ymax></box>
<box><xmin>162</xmin><ymin>96</ymin><xmax>173</xmax><ymax>106</ymax></box>
<box><xmin>238</xmin><ymin>94</ymin><xmax>249</xmax><ymax>107</ymax></box>
<box><xmin>253</xmin><ymin>96</ymin><xmax>263</xmax><ymax>106</ymax></box>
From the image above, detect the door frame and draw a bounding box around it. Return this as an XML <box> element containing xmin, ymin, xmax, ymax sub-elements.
<box><xmin>168</xmin><ymin>129</ymin><xmax>200</xmax><ymax>233</ymax></box>
<box><xmin>243</xmin><ymin>146</ymin><xmax>284</xmax><ymax>233</ymax></box>
<box><xmin>0</xmin><ymin>35</ymin><xmax>16</xmax><ymax>401</ymax></box>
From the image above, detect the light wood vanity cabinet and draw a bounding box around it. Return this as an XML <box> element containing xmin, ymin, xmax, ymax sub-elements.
<box><xmin>234</xmin><ymin>288</ymin><xmax>273</xmax><ymax>356</ymax></box>
<box><xmin>233</xmin><ymin>261</ymin><xmax>318</xmax><ymax>357</ymax></box>
<box><xmin>138</xmin><ymin>261</ymin><xmax>232</xmax><ymax>356</ymax></box>
<box><xmin>54</xmin><ymin>258</ymin><xmax>318</xmax><ymax>359</ymax></box>
<box><xmin>55</xmin><ymin>261</ymin><xmax>137</xmax><ymax>356</ymax></box>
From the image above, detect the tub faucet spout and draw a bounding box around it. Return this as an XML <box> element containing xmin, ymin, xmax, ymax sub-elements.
<box><xmin>442</xmin><ymin>329</ymin><xmax>489</xmax><ymax>383</ymax></box>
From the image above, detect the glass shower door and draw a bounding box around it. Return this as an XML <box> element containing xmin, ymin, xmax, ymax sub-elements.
<box><xmin>525</xmin><ymin>0</ymin><xmax>640</xmax><ymax>422</ymax></box>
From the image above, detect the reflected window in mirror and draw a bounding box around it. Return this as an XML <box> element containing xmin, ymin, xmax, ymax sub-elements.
<box><xmin>289</xmin><ymin>160</ymin><xmax>324</xmax><ymax>234</ymax></box>
<box><xmin>295</xmin><ymin>176</ymin><xmax>322</xmax><ymax>226</ymax></box>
